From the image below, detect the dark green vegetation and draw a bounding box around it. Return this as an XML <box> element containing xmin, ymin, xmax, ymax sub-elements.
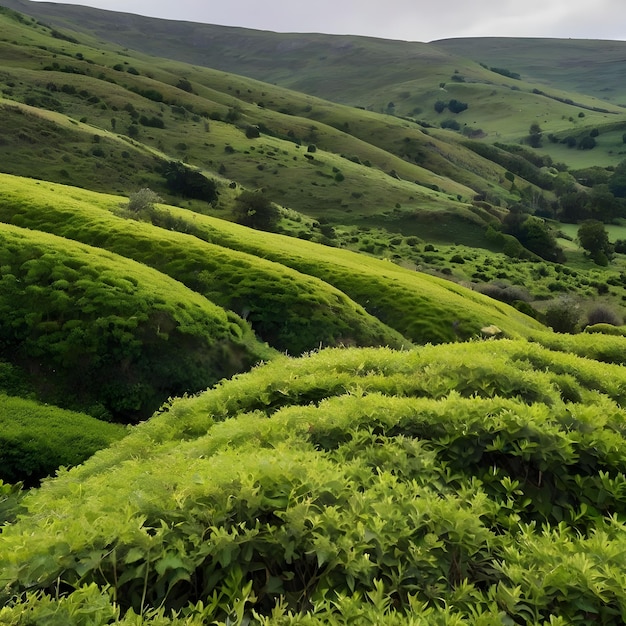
<box><xmin>0</xmin><ymin>394</ymin><xmax>126</xmax><ymax>486</ymax></box>
<box><xmin>3</xmin><ymin>339</ymin><xmax>626</xmax><ymax>624</ymax></box>
<box><xmin>0</xmin><ymin>220</ymin><xmax>272</xmax><ymax>423</ymax></box>
<box><xmin>2</xmin><ymin>2</ymin><xmax>626</xmax><ymax>624</ymax></box>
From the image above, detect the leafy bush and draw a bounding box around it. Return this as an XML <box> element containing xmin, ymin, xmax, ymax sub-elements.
<box><xmin>586</xmin><ymin>305</ymin><xmax>622</xmax><ymax>327</ymax></box>
<box><xmin>0</xmin><ymin>394</ymin><xmax>126</xmax><ymax>485</ymax></box>
<box><xmin>448</xmin><ymin>99</ymin><xmax>468</xmax><ymax>114</ymax></box>
<box><xmin>440</xmin><ymin>119</ymin><xmax>460</xmax><ymax>130</ymax></box>
<box><xmin>3</xmin><ymin>340</ymin><xmax>626</xmax><ymax>623</ymax></box>
<box><xmin>233</xmin><ymin>190</ymin><xmax>280</xmax><ymax>231</ymax></box>
<box><xmin>161</xmin><ymin>161</ymin><xmax>218</xmax><ymax>203</ymax></box>
<box><xmin>0</xmin><ymin>223</ymin><xmax>269</xmax><ymax>421</ymax></box>
<box><xmin>139</xmin><ymin>115</ymin><xmax>165</xmax><ymax>128</ymax></box>
<box><xmin>125</xmin><ymin>187</ymin><xmax>162</xmax><ymax>216</ymax></box>
<box><xmin>544</xmin><ymin>299</ymin><xmax>580</xmax><ymax>333</ymax></box>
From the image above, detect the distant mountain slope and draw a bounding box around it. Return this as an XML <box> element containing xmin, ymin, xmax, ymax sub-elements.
<box><xmin>434</xmin><ymin>37</ymin><xmax>626</xmax><ymax>106</ymax></box>
<box><xmin>4</xmin><ymin>0</ymin><xmax>626</xmax><ymax>120</ymax></box>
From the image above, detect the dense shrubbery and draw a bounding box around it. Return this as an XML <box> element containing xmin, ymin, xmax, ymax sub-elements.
<box><xmin>0</xmin><ymin>394</ymin><xmax>126</xmax><ymax>485</ymax></box>
<box><xmin>0</xmin><ymin>223</ymin><xmax>269</xmax><ymax>421</ymax></box>
<box><xmin>161</xmin><ymin>160</ymin><xmax>219</xmax><ymax>203</ymax></box>
<box><xmin>463</xmin><ymin>141</ymin><xmax>554</xmax><ymax>190</ymax></box>
<box><xmin>0</xmin><ymin>185</ymin><xmax>405</xmax><ymax>355</ymax></box>
<box><xmin>2</xmin><ymin>340</ymin><xmax>626</xmax><ymax>623</ymax></box>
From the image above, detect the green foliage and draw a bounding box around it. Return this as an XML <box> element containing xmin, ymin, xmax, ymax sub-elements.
<box><xmin>3</xmin><ymin>340</ymin><xmax>626</xmax><ymax>623</ymax></box>
<box><xmin>544</xmin><ymin>299</ymin><xmax>580</xmax><ymax>333</ymax></box>
<box><xmin>126</xmin><ymin>188</ymin><xmax>162</xmax><ymax>216</ymax></box>
<box><xmin>585</xmin><ymin>305</ymin><xmax>622</xmax><ymax>327</ymax></box>
<box><xmin>447</xmin><ymin>99</ymin><xmax>468</xmax><ymax>114</ymax></box>
<box><xmin>608</xmin><ymin>160</ymin><xmax>626</xmax><ymax>198</ymax></box>
<box><xmin>0</xmin><ymin>176</ymin><xmax>405</xmax><ymax>355</ymax></box>
<box><xmin>577</xmin><ymin>220</ymin><xmax>613</xmax><ymax>264</ymax></box>
<box><xmin>233</xmin><ymin>190</ymin><xmax>280</xmax><ymax>231</ymax></box>
<box><xmin>139</xmin><ymin>115</ymin><xmax>165</xmax><ymax>129</ymax></box>
<box><xmin>578</xmin><ymin>135</ymin><xmax>597</xmax><ymax>150</ymax></box>
<box><xmin>503</xmin><ymin>211</ymin><xmax>563</xmax><ymax>262</ymax></box>
<box><xmin>0</xmin><ymin>222</ymin><xmax>269</xmax><ymax>421</ymax></box>
<box><xmin>489</xmin><ymin>66</ymin><xmax>521</xmax><ymax>80</ymax></box>
<box><xmin>162</xmin><ymin>161</ymin><xmax>218</xmax><ymax>203</ymax></box>
<box><xmin>0</xmin><ymin>394</ymin><xmax>126</xmax><ymax>485</ymax></box>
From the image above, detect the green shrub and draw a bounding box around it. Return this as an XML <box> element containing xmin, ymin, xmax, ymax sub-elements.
<box><xmin>544</xmin><ymin>299</ymin><xmax>580</xmax><ymax>333</ymax></box>
<box><xmin>586</xmin><ymin>305</ymin><xmax>622</xmax><ymax>327</ymax></box>
<box><xmin>0</xmin><ymin>394</ymin><xmax>126</xmax><ymax>485</ymax></box>
<box><xmin>0</xmin><ymin>223</ymin><xmax>270</xmax><ymax>421</ymax></box>
<box><xmin>3</xmin><ymin>341</ymin><xmax>626</xmax><ymax>622</ymax></box>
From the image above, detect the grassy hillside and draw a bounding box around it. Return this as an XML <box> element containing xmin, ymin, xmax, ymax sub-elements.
<box><xmin>0</xmin><ymin>219</ymin><xmax>273</xmax><ymax>421</ymax></box>
<box><xmin>0</xmin><ymin>174</ymin><xmax>408</xmax><ymax>354</ymax></box>
<box><xmin>0</xmin><ymin>173</ymin><xmax>545</xmax><ymax>345</ymax></box>
<box><xmin>3</xmin><ymin>4</ymin><xmax>626</xmax><ymax>625</ymax></box>
<box><xmin>435</xmin><ymin>37</ymin><xmax>626</xmax><ymax>106</ymax></box>
<box><xmin>0</xmin><ymin>394</ymin><xmax>127</xmax><ymax>485</ymax></box>
<box><xmin>5</xmin><ymin>0</ymin><xmax>626</xmax><ymax>158</ymax></box>
<box><xmin>2</xmin><ymin>338</ymin><xmax>626</xmax><ymax>623</ymax></box>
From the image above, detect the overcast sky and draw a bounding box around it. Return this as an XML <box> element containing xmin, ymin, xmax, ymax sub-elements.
<box><xmin>31</xmin><ymin>0</ymin><xmax>626</xmax><ymax>42</ymax></box>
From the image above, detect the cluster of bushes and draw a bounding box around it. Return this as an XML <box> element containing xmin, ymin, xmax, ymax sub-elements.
<box><xmin>464</xmin><ymin>141</ymin><xmax>554</xmax><ymax>190</ymax></box>
<box><xmin>3</xmin><ymin>340</ymin><xmax>626</xmax><ymax>623</ymax></box>
<box><xmin>0</xmin><ymin>223</ymin><xmax>268</xmax><ymax>421</ymax></box>
<box><xmin>434</xmin><ymin>98</ymin><xmax>468</xmax><ymax>114</ymax></box>
<box><xmin>161</xmin><ymin>160</ymin><xmax>218</xmax><ymax>203</ymax></box>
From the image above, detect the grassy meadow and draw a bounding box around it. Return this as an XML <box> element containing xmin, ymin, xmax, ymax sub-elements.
<box><xmin>3</xmin><ymin>2</ymin><xmax>626</xmax><ymax>624</ymax></box>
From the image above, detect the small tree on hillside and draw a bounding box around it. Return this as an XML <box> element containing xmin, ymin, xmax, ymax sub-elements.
<box><xmin>578</xmin><ymin>219</ymin><xmax>613</xmax><ymax>265</ymax></box>
<box><xmin>234</xmin><ymin>191</ymin><xmax>280</xmax><ymax>231</ymax></box>
<box><xmin>527</xmin><ymin>123</ymin><xmax>542</xmax><ymax>148</ymax></box>
<box><xmin>125</xmin><ymin>188</ymin><xmax>162</xmax><ymax>218</ymax></box>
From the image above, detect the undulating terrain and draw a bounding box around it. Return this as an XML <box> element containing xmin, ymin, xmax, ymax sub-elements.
<box><xmin>2</xmin><ymin>2</ymin><xmax>626</xmax><ymax>624</ymax></box>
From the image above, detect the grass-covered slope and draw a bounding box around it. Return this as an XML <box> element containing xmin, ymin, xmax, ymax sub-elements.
<box><xmin>0</xmin><ymin>174</ymin><xmax>407</xmax><ymax>353</ymax></box>
<box><xmin>0</xmin><ymin>394</ymin><xmax>127</xmax><ymax>485</ymax></box>
<box><xmin>2</xmin><ymin>338</ymin><xmax>626</xmax><ymax>624</ymax></box>
<box><xmin>0</xmin><ymin>174</ymin><xmax>545</xmax><ymax>345</ymax></box>
<box><xmin>0</xmin><ymin>221</ymin><xmax>272</xmax><ymax>421</ymax></box>
<box><xmin>5</xmin><ymin>1</ymin><xmax>626</xmax><ymax>230</ymax></box>
<box><xmin>140</xmin><ymin>202</ymin><xmax>546</xmax><ymax>343</ymax></box>
<box><xmin>6</xmin><ymin>0</ymin><xmax>626</xmax><ymax>150</ymax></box>
<box><xmin>435</xmin><ymin>37</ymin><xmax>626</xmax><ymax>106</ymax></box>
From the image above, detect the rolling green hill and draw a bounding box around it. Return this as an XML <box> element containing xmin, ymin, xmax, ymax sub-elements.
<box><xmin>0</xmin><ymin>174</ymin><xmax>544</xmax><ymax>346</ymax></box>
<box><xmin>0</xmin><ymin>219</ymin><xmax>273</xmax><ymax>422</ymax></box>
<box><xmin>4</xmin><ymin>0</ymin><xmax>626</xmax><ymax>148</ymax></box>
<box><xmin>3</xmin><ymin>3</ymin><xmax>626</xmax><ymax>624</ymax></box>
<box><xmin>435</xmin><ymin>37</ymin><xmax>626</xmax><ymax>106</ymax></box>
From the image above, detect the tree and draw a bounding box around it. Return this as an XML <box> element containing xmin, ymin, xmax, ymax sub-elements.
<box><xmin>126</xmin><ymin>188</ymin><xmax>162</xmax><ymax>216</ymax></box>
<box><xmin>527</xmin><ymin>123</ymin><xmax>542</xmax><ymax>148</ymax></box>
<box><xmin>503</xmin><ymin>209</ymin><xmax>564</xmax><ymax>262</ymax></box>
<box><xmin>162</xmin><ymin>161</ymin><xmax>218</xmax><ymax>204</ymax></box>
<box><xmin>578</xmin><ymin>219</ymin><xmax>613</xmax><ymax>264</ymax></box>
<box><xmin>234</xmin><ymin>191</ymin><xmax>280</xmax><ymax>231</ymax></box>
<box><xmin>608</xmin><ymin>160</ymin><xmax>626</xmax><ymax>198</ymax></box>
<box><xmin>448</xmin><ymin>99</ymin><xmax>468</xmax><ymax>114</ymax></box>
<box><xmin>578</xmin><ymin>135</ymin><xmax>596</xmax><ymax>150</ymax></box>
<box><xmin>517</xmin><ymin>217</ymin><xmax>564</xmax><ymax>262</ymax></box>
<box><xmin>545</xmin><ymin>298</ymin><xmax>579</xmax><ymax>333</ymax></box>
